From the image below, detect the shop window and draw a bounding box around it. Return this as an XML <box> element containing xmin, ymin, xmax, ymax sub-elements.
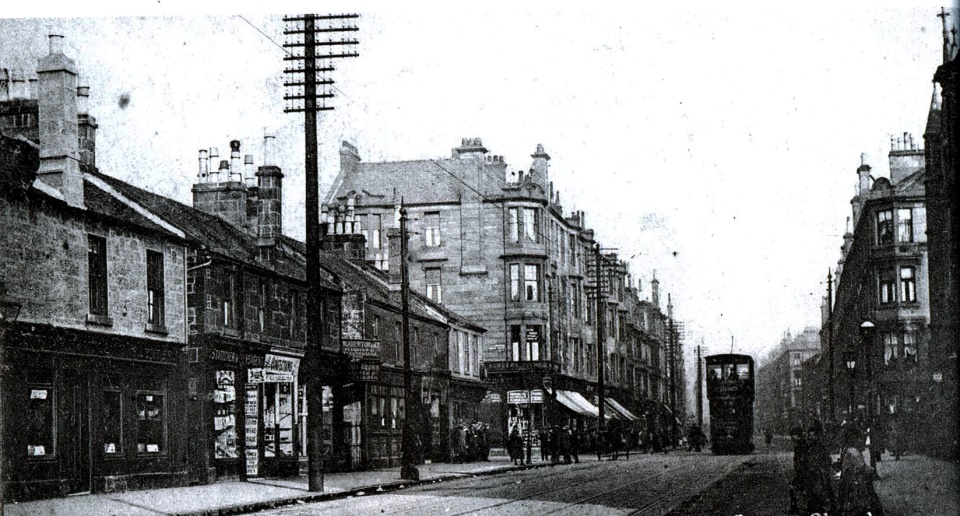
<box><xmin>88</xmin><ymin>234</ymin><xmax>108</xmax><ymax>316</ymax></box>
<box><xmin>263</xmin><ymin>382</ymin><xmax>295</xmax><ymax>458</ymax></box>
<box><xmin>876</xmin><ymin>209</ymin><xmax>894</xmax><ymax>245</ymax></box>
<box><xmin>897</xmin><ymin>208</ymin><xmax>913</xmax><ymax>243</ymax></box>
<box><xmin>900</xmin><ymin>267</ymin><xmax>916</xmax><ymax>303</ymax></box>
<box><xmin>136</xmin><ymin>389</ymin><xmax>165</xmax><ymax>454</ymax></box>
<box><xmin>146</xmin><ymin>250</ymin><xmax>165</xmax><ymax>326</ymax></box>
<box><xmin>25</xmin><ymin>372</ymin><xmax>55</xmax><ymax>458</ymax></box>
<box><xmin>102</xmin><ymin>378</ymin><xmax>123</xmax><ymax>455</ymax></box>
<box><xmin>213</xmin><ymin>371</ymin><xmax>238</xmax><ymax>459</ymax></box>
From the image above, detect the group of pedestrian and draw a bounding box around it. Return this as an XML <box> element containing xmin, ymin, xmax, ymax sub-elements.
<box><xmin>448</xmin><ymin>422</ymin><xmax>490</xmax><ymax>463</ymax></box>
<box><xmin>788</xmin><ymin>420</ymin><xmax>885</xmax><ymax>516</ymax></box>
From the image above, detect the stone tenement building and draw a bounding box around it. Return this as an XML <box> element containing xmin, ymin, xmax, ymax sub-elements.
<box><xmin>755</xmin><ymin>327</ymin><xmax>821</xmax><ymax>434</ymax></box>
<box><xmin>323</xmin><ymin>138</ymin><xmax>683</xmax><ymax>445</ymax></box>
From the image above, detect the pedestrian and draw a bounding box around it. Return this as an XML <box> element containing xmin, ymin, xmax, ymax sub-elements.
<box><xmin>836</xmin><ymin>424</ymin><xmax>885</xmax><ymax>516</ymax></box>
<box><xmin>549</xmin><ymin>425</ymin><xmax>560</xmax><ymax>464</ymax></box>
<box><xmin>571</xmin><ymin>427</ymin><xmax>581</xmax><ymax>464</ymax></box>
<box><xmin>788</xmin><ymin>426</ymin><xmax>807</xmax><ymax>514</ymax></box>
<box><xmin>538</xmin><ymin>428</ymin><xmax>549</xmax><ymax>461</ymax></box>
<box><xmin>508</xmin><ymin>426</ymin><xmax>523</xmax><ymax>466</ymax></box>
<box><xmin>559</xmin><ymin>425</ymin><xmax>572</xmax><ymax>464</ymax></box>
<box><xmin>888</xmin><ymin>417</ymin><xmax>902</xmax><ymax>461</ymax></box>
<box><xmin>449</xmin><ymin>424</ymin><xmax>462</xmax><ymax>463</ymax></box>
<box><xmin>802</xmin><ymin>423</ymin><xmax>834</xmax><ymax>514</ymax></box>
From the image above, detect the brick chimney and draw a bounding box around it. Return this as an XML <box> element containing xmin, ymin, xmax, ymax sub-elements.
<box><xmin>192</xmin><ymin>140</ymin><xmax>248</xmax><ymax>228</ymax></box>
<box><xmin>386</xmin><ymin>226</ymin><xmax>402</xmax><ymax>287</ymax></box>
<box><xmin>36</xmin><ymin>35</ymin><xmax>83</xmax><ymax>209</ymax></box>
<box><xmin>256</xmin><ymin>160</ymin><xmax>283</xmax><ymax>246</ymax></box>
<box><xmin>340</xmin><ymin>140</ymin><xmax>360</xmax><ymax>177</ymax></box>
<box><xmin>452</xmin><ymin>137</ymin><xmax>487</xmax><ymax>160</ymax></box>
<box><xmin>530</xmin><ymin>143</ymin><xmax>550</xmax><ymax>188</ymax></box>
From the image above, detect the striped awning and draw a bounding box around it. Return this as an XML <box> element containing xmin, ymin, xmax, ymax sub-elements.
<box><xmin>605</xmin><ymin>397</ymin><xmax>640</xmax><ymax>421</ymax></box>
<box><xmin>555</xmin><ymin>390</ymin><xmax>603</xmax><ymax>418</ymax></box>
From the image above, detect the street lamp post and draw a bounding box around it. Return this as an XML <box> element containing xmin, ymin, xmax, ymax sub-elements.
<box><xmin>843</xmin><ymin>350</ymin><xmax>857</xmax><ymax>418</ymax></box>
<box><xmin>859</xmin><ymin>321</ymin><xmax>877</xmax><ymax>472</ymax></box>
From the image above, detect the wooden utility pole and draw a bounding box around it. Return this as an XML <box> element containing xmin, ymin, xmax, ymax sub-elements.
<box><xmin>827</xmin><ymin>269</ymin><xmax>835</xmax><ymax>422</ymax></box>
<box><xmin>283</xmin><ymin>13</ymin><xmax>358</xmax><ymax>492</ymax></box>
<box><xmin>594</xmin><ymin>244</ymin><xmax>606</xmax><ymax>432</ymax></box>
<box><xmin>399</xmin><ymin>206</ymin><xmax>420</xmax><ymax>480</ymax></box>
<box><xmin>696</xmin><ymin>344</ymin><xmax>703</xmax><ymax>428</ymax></box>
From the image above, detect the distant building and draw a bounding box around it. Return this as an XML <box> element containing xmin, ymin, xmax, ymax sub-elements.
<box><xmin>755</xmin><ymin>328</ymin><xmax>821</xmax><ymax>433</ymax></box>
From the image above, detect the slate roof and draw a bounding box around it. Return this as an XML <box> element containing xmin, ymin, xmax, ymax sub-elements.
<box><xmin>325</xmin><ymin>158</ymin><xmax>507</xmax><ymax>206</ymax></box>
<box><xmin>90</xmin><ymin>169</ymin><xmax>327</xmax><ymax>284</ymax></box>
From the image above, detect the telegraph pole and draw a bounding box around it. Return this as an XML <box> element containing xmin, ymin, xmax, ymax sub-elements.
<box><xmin>399</xmin><ymin>206</ymin><xmax>420</xmax><ymax>480</ymax></box>
<box><xmin>594</xmin><ymin>244</ymin><xmax>606</xmax><ymax>434</ymax></box>
<box><xmin>827</xmin><ymin>268</ymin><xmax>835</xmax><ymax>423</ymax></box>
<box><xmin>283</xmin><ymin>13</ymin><xmax>358</xmax><ymax>492</ymax></box>
<box><xmin>696</xmin><ymin>344</ymin><xmax>703</xmax><ymax>428</ymax></box>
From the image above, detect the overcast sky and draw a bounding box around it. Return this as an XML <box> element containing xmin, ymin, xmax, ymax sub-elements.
<box><xmin>2</xmin><ymin>2</ymin><xmax>954</xmax><ymax>362</ymax></box>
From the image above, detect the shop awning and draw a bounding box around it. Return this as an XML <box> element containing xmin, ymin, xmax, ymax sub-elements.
<box><xmin>606</xmin><ymin>397</ymin><xmax>640</xmax><ymax>421</ymax></box>
<box><xmin>555</xmin><ymin>390</ymin><xmax>602</xmax><ymax>418</ymax></box>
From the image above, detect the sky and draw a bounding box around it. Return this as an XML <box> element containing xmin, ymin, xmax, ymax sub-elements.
<box><xmin>1</xmin><ymin>2</ymin><xmax>955</xmax><ymax>367</ymax></box>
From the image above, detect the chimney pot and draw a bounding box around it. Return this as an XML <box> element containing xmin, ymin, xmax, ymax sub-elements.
<box><xmin>76</xmin><ymin>85</ymin><xmax>90</xmax><ymax>114</ymax></box>
<box><xmin>48</xmin><ymin>34</ymin><xmax>65</xmax><ymax>55</ymax></box>
<box><xmin>210</xmin><ymin>147</ymin><xmax>219</xmax><ymax>159</ymax></box>
<box><xmin>219</xmin><ymin>160</ymin><xmax>230</xmax><ymax>170</ymax></box>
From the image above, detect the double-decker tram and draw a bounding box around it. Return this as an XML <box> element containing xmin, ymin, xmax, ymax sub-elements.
<box><xmin>705</xmin><ymin>353</ymin><xmax>755</xmax><ymax>454</ymax></box>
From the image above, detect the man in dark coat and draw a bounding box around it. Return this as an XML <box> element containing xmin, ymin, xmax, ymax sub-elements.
<box><xmin>559</xmin><ymin>425</ymin><xmax>572</xmax><ymax>464</ymax></box>
<box><xmin>508</xmin><ymin>426</ymin><xmax>523</xmax><ymax>466</ymax></box>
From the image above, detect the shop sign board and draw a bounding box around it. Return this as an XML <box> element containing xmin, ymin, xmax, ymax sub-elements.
<box><xmin>507</xmin><ymin>389</ymin><xmax>543</xmax><ymax>405</ymax></box>
<box><xmin>264</xmin><ymin>354</ymin><xmax>300</xmax><ymax>376</ymax></box>
<box><xmin>343</xmin><ymin>339</ymin><xmax>381</xmax><ymax>360</ymax></box>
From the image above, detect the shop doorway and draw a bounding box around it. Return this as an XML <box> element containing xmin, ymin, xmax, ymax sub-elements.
<box><xmin>62</xmin><ymin>370</ymin><xmax>91</xmax><ymax>494</ymax></box>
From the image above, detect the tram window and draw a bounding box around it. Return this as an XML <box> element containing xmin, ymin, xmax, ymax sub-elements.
<box><xmin>736</xmin><ymin>363</ymin><xmax>750</xmax><ymax>379</ymax></box>
<box><xmin>724</xmin><ymin>365</ymin><xmax>737</xmax><ymax>379</ymax></box>
<box><xmin>708</xmin><ymin>367</ymin><xmax>721</xmax><ymax>381</ymax></box>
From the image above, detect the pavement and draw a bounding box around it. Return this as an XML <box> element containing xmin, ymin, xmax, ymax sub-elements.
<box><xmin>2</xmin><ymin>448</ymin><xmax>956</xmax><ymax>516</ymax></box>
<box><xmin>1</xmin><ymin>453</ymin><xmax>550</xmax><ymax>516</ymax></box>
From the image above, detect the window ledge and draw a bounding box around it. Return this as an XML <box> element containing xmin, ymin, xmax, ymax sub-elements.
<box><xmin>220</xmin><ymin>328</ymin><xmax>241</xmax><ymax>339</ymax></box>
<box><xmin>460</xmin><ymin>264</ymin><xmax>488</xmax><ymax>275</ymax></box>
<box><xmin>145</xmin><ymin>323</ymin><xmax>169</xmax><ymax>335</ymax></box>
<box><xmin>86</xmin><ymin>313</ymin><xmax>114</xmax><ymax>327</ymax></box>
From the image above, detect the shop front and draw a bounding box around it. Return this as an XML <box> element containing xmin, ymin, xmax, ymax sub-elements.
<box><xmin>192</xmin><ymin>341</ymin><xmax>302</xmax><ymax>482</ymax></box>
<box><xmin>2</xmin><ymin>324</ymin><xmax>188</xmax><ymax>502</ymax></box>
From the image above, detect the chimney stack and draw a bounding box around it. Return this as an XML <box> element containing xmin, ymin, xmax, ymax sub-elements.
<box><xmin>256</xmin><ymin>156</ymin><xmax>284</xmax><ymax>246</ymax></box>
<box><xmin>651</xmin><ymin>271</ymin><xmax>660</xmax><ymax>308</ymax></box>
<box><xmin>9</xmin><ymin>68</ymin><xmax>26</xmax><ymax>100</ymax></box>
<box><xmin>192</xmin><ymin>141</ymin><xmax>249</xmax><ymax>228</ymax></box>
<box><xmin>36</xmin><ymin>34</ymin><xmax>84</xmax><ymax>208</ymax></box>
<box><xmin>888</xmin><ymin>131</ymin><xmax>924</xmax><ymax>185</ymax></box>
<box><xmin>197</xmin><ymin>149</ymin><xmax>210</xmax><ymax>181</ymax></box>
<box><xmin>76</xmin><ymin>85</ymin><xmax>97</xmax><ymax>167</ymax></box>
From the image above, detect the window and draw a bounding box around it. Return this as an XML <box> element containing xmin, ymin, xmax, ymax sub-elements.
<box><xmin>508</xmin><ymin>208</ymin><xmax>520</xmax><ymax>243</ymax></box>
<box><xmin>147</xmin><ymin>250</ymin><xmax>164</xmax><ymax>326</ymax></box>
<box><xmin>903</xmin><ymin>330</ymin><xmax>918</xmax><ymax>362</ymax></box>
<box><xmin>457</xmin><ymin>331</ymin><xmax>466</xmax><ymax>374</ymax></box>
<box><xmin>510</xmin><ymin>325</ymin><xmax>521</xmax><ymax>361</ymax></box>
<box><xmin>425</xmin><ymin>268</ymin><xmax>442</xmax><ymax>303</ymax></box>
<box><xmin>897</xmin><ymin>208</ymin><xmax>913</xmax><ymax>243</ymax></box>
<box><xmin>424</xmin><ymin>212</ymin><xmax>441</xmax><ymax>247</ymax></box>
<box><xmin>223</xmin><ymin>272</ymin><xmax>237</xmax><ymax>328</ymax></box>
<box><xmin>370</xmin><ymin>214</ymin><xmax>382</xmax><ymax>250</ymax></box>
<box><xmin>877</xmin><ymin>210</ymin><xmax>894</xmax><ymax>245</ymax></box>
<box><xmin>900</xmin><ymin>267</ymin><xmax>916</xmax><ymax>303</ymax></box>
<box><xmin>526</xmin><ymin>325</ymin><xmax>541</xmax><ymax>361</ymax></box>
<box><xmin>509</xmin><ymin>264</ymin><xmax>520</xmax><ymax>301</ymax></box>
<box><xmin>102</xmin><ymin>377</ymin><xmax>123</xmax><ymax>455</ymax></box>
<box><xmin>523</xmin><ymin>208</ymin><xmax>538</xmax><ymax>242</ymax></box>
<box><xmin>572</xmin><ymin>282</ymin><xmax>582</xmax><ymax>319</ymax></box>
<box><xmin>793</xmin><ymin>370</ymin><xmax>802</xmax><ymax>387</ymax></box>
<box><xmin>524</xmin><ymin>264</ymin><xmax>540</xmax><ymax>302</ymax></box>
<box><xmin>569</xmin><ymin>234</ymin><xmax>578</xmax><ymax>266</ymax></box>
<box><xmin>213</xmin><ymin>371</ymin><xmax>238</xmax><ymax>459</ymax></box>
<box><xmin>137</xmin><ymin>389</ymin><xmax>165</xmax><ymax>454</ymax></box>
<box><xmin>371</xmin><ymin>314</ymin><xmax>380</xmax><ymax>339</ymax></box>
<box><xmin>879</xmin><ymin>268</ymin><xmax>896</xmax><ymax>305</ymax></box>
<box><xmin>258</xmin><ymin>282</ymin><xmax>267</xmax><ymax>332</ymax></box>
<box><xmin>25</xmin><ymin>371</ymin><xmax>55</xmax><ymax>457</ymax></box>
<box><xmin>88</xmin><ymin>235</ymin><xmax>108</xmax><ymax>316</ymax></box>
<box><xmin>883</xmin><ymin>332</ymin><xmax>898</xmax><ymax>364</ymax></box>
<box><xmin>289</xmin><ymin>291</ymin><xmax>298</xmax><ymax>338</ymax></box>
